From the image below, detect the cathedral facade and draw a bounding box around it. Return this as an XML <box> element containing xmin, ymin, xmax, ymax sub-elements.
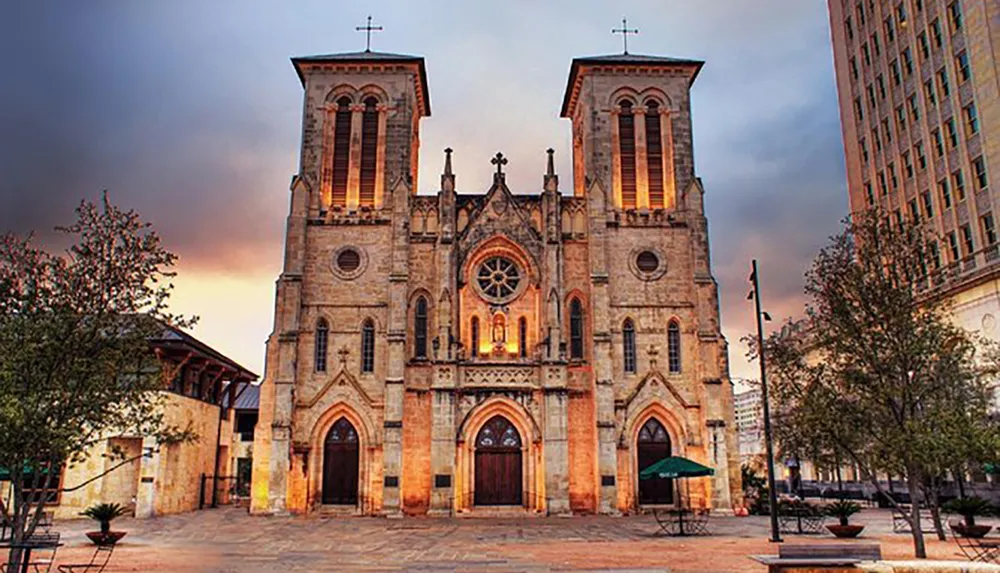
<box><xmin>250</xmin><ymin>47</ymin><xmax>741</xmax><ymax>516</ymax></box>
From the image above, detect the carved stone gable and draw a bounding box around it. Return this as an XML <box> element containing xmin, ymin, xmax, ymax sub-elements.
<box><xmin>456</xmin><ymin>181</ymin><xmax>543</xmax><ymax>280</ymax></box>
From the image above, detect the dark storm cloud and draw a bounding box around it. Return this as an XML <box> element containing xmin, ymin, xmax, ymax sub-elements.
<box><xmin>0</xmin><ymin>2</ymin><xmax>299</xmax><ymax>271</ymax></box>
<box><xmin>708</xmin><ymin>95</ymin><xmax>849</xmax><ymax>377</ymax></box>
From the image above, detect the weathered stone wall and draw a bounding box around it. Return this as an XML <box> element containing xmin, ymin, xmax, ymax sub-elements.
<box><xmin>402</xmin><ymin>390</ymin><xmax>432</xmax><ymax>514</ymax></box>
<box><xmin>567</xmin><ymin>387</ymin><xmax>597</xmax><ymax>512</ymax></box>
<box><xmin>40</xmin><ymin>393</ymin><xmax>226</xmax><ymax>521</ymax></box>
<box><xmin>149</xmin><ymin>393</ymin><xmax>228</xmax><ymax>516</ymax></box>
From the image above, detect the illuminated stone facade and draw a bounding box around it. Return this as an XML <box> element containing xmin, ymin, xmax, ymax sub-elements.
<box><xmin>251</xmin><ymin>50</ymin><xmax>741</xmax><ymax>517</ymax></box>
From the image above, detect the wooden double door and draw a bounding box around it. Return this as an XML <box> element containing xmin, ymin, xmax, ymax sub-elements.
<box><xmin>474</xmin><ymin>416</ymin><xmax>523</xmax><ymax>506</ymax></box>
<box><xmin>637</xmin><ymin>418</ymin><xmax>674</xmax><ymax>505</ymax></box>
<box><xmin>322</xmin><ymin>417</ymin><xmax>359</xmax><ymax>505</ymax></box>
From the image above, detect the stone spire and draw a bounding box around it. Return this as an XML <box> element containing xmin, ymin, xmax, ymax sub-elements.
<box><xmin>441</xmin><ymin>147</ymin><xmax>455</xmax><ymax>192</ymax></box>
<box><xmin>544</xmin><ymin>148</ymin><xmax>559</xmax><ymax>193</ymax></box>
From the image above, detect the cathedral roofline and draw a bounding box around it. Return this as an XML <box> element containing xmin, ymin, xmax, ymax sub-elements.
<box><xmin>559</xmin><ymin>53</ymin><xmax>704</xmax><ymax>118</ymax></box>
<box><xmin>291</xmin><ymin>51</ymin><xmax>431</xmax><ymax>116</ymax></box>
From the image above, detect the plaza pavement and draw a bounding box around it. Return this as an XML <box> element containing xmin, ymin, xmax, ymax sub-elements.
<box><xmin>30</xmin><ymin>507</ymin><xmax>976</xmax><ymax>573</ymax></box>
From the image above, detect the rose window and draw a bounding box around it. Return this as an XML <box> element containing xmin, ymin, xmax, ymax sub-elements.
<box><xmin>476</xmin><ymin>256</ymin><xmax>521</xmax><ymax>302</ymax></box>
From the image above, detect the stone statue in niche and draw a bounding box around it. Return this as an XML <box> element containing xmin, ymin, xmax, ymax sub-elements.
<box><xmin>491</xmin><ymin>311</ymin><xmax>509</xmax><ymax>358</ymax></box>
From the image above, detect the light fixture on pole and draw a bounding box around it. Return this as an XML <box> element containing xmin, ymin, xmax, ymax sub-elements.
<box><xmin>749</xmin><ymin>259</ymin><xmax>782</xmax><ymax>543</ymax></box>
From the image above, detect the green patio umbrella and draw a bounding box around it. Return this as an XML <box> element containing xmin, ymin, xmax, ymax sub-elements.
<box><xmin>639</xmin><ymin>456</ymin><xmax>715</xmax><ymax>535</ymax></box>
<box><xmin>640</xmin><ymin>456</ymin><xmax>714</xmax><ymax>510</ymax></box>
<box><xmin>639</xmin><ymin>456</ymin><xmax>715</xmax><ymax>480</ymax></box>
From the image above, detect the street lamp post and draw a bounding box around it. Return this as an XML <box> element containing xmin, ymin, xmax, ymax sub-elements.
<box><xmin>750</xmin><ymin>259</ymin><xmax>783</xmax><ymax>543</ymax></box>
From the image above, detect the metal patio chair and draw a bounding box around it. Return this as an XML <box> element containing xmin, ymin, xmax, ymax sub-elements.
<box><xmin>950</xmin><ymin>522</ymin><xmax>1000</xmax><ymax>564</ymax></box>
<box><xmin>57</xmin><ymin>544</ymin><xmax>115</xmax><ymax>573</ymax></box>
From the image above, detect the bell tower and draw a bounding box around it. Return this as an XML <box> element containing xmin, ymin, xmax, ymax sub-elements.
<box><xmin>292</xmin><ymin>50</ymin><xmax>431</xmax><ymax>216</ymax></box>
<box><xmin>560</xmin><ymin>53</ymin><xmax>702</xmax><ymax>210</ymax></box>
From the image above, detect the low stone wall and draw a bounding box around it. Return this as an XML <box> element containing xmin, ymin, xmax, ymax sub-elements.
<box><xmin>862</xmin><ymin>562</ymin><xmax>1000</xmax><ymax>573</ymax></box>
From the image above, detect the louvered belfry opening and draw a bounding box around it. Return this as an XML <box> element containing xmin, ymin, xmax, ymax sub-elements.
<box><xmin>645</xmin><ymin>100</ymin><xmax>665</xmax><ymax>209</ymax></box>
<box><xmin>618</xmin><ymin>99</ymin><xmax>637</xmax><ymax>209</ymax></box>
<box><xmin>359</xmin><ymin>96</ymin><xmax>379</xmax><ymax>207</ymax></box>
<box><xmin>331</xmin><ymin>96</ymin><xmax>352</xmax><ymax>207</ymax></box>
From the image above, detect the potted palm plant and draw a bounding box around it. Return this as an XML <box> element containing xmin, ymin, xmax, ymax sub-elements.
<box><xmin>81</xmin><ymin>502</ymin><xmax>129</xmax><ymax>546</ymax></box>
<box><xmin>825</xmin><ymin>500</ymin><xmax>864</xmax><ymax>538</ymax></box>
<box><xmin>945</xmin><ymin>496</ymin><xmax>993</xmax><ymax>538</ymax></box>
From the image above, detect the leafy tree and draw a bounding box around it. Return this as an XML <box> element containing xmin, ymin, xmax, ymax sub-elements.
<box><xmin>0</xmin><ymin>194</ymin><xmax>194</xmax><ymax>569</ymax></box>
<box><xmin>762</xmin><ymin>209</ymin><xmax>1000</xmax><ymax>558</ymax></box>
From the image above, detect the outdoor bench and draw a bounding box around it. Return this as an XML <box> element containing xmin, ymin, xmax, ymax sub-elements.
<box><xmin>752</xmin><ymin>543</ymin><xmax>882</xmax><ymax>573</ymax></box>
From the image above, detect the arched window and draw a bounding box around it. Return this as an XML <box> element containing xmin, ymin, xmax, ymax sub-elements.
<box><xmin>668</xmin><ymin>320</ymin><xmax>681</xmax><ymax>373</ymax></box>
<box><xmin>623</xmin><ymin>318</ymin><xmax>636</xmax><ymax>373</ymax></box>
<box><xmin>519</xmin><ymin>317</ymin><xmax>528</xmax><ymax>358</ymax></box>
<box><xmin>331</xmin><ymin>97</ymin><xmax>352</xmax><ymax>207</ymax></box>
<box><xmin>645</xmin><ymin>100</ymin><xmax>665</xmax><ymax>209</ymax></box>
<box><xmin>570</xmin><ymin>298</ymin><xmax>584</xmax><ymax>360</ymax></box>
<box><xmin>471</xmin><ymin>316</ymin><xmax>480</xmax><ymax>358</ymax></box>
<box><xmin>360</xmin><ymin>319</ymin><xmax>375</xmax><ymax>373</ymax></box>
<box><xmin>618</xmin><ymin>99</ymin><xmax>637</xmax><ymax>209</ymax></box>
<box><xmin>414</xmin><ymin>297</ymin><xmax>428</xmax><ymax>359</ymax></box>
<box><xmin>359</xmin><ymin>96</ymin><xmax>379</xmax><ymax>207</ymax></box>
<box><xmin>315</xmin><ymin>319</ymin><xmax>329</xmax><ymax>372</ymax></box>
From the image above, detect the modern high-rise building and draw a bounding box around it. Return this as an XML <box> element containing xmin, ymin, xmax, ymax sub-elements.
<box><xmin>828</xmin><ymin>0</ymin><xmax>1000</xmax><ymax>337</ymax></box>
<box><xmin>733</xmin><ymin>385</ymin><xmax>764</xmax><ymax>463</ymax></box>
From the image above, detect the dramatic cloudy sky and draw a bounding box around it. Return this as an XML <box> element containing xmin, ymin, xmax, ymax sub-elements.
<box><xmin>0</xmin><ymin>0</ymin><xmax>848</xmax><ymax>381</ymax></box>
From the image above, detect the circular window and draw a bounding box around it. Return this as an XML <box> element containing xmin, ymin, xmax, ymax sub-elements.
<box><xmin>337</xmin><ymin>249</ymin><xmax>361</xmax><ymax>272</ymax></box>
<box><xmin>330</xmin><ymin>246</ymin><xmax>368</xmax><ymax>280</ymax></box>
<box><xmin>629</xmin><ymin>248</ymin><xmax>667</xmax><ymax>281</ymax></box>
<box><xmin>475</xmin><ymin>256</ymin><xmax>522</xmax><ymax>303</ymax></box>
<box><xmin>636</xmin><ymin>251</ymin><xmax>660</xmax><ymax>273</ymax></box>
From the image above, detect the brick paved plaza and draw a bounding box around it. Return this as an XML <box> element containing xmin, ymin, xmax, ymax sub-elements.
<box><xmin>29</xmin><ymin>507</ymin><xmax>976</xmax><ymax>572</ymax></box>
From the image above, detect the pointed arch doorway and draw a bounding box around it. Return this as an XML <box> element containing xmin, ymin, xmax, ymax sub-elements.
<box><xmin>637</xmin><ymin>418</ymin><xmax>674</xmax><ymax>505</ymax></box>
<box><xmin>474</xmin><ymin>415</ymin><xmax>523</xmax><ymax>506</ymax></box>
<box><xmin>322</xmin><ymin>417</ymin><xmax>359</xmax><ymax>505</ymax></box>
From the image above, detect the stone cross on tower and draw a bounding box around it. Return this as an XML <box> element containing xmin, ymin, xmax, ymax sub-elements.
<box><xmin>491</xmin><ymin>152</ymin><xmax>508</xmax><ymax>176</ymax></box>
<box><xmin>356</xmin><ymin>15</ymin><xmax>383</xmax><ymax>52</ymax></box>
<box><xmin>337</xmin><ymin>346</ymin><xmax>350</xmax><ymax>367</ymax></box>
<box><xmin>611</xmin><ymin>17</ymin><xmax>639</xmax><ymax>55</ymax></box>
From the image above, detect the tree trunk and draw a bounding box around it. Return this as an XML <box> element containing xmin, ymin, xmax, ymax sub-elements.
<box><xmin>908</xmin><ymin>472</ymin><xmax>927</xmax><ymax>558</ymax></box>
<box><xmin>924</xmin><ymin>478</ymin><xmax>946</xmax><ymax>541</ymax></box>
<box><xmin>928</xmin><ymin>501</ymin><xmax>946</xmax><ymax>541</ymax></box>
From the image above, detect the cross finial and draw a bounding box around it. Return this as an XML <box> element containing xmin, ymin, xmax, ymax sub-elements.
<box><xmin>356</xmin><ymin>15</ymin><xmax>383</xmax><ymax>52</ymax></box>
<box><xmin>491</xmin><ymin>152</ymin><xmax>508</xmax><ymax>176</ymax></box>
<box><xmin>337</xmin><ymin>346</ymin><xmax>350</xmax><ymax>366</ymax></box>
<box><xmin>647</xmin><ymin>344</ymin><xmax>660</xmax><ymax>368</ymax></box>
<box><xmin>612</xmin><ymin>17</ymin><xmax>639</xmax><ymax>55</ymax></box>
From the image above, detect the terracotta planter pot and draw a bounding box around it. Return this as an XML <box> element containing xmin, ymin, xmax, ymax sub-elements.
<box><xmin>85</xmin><ymin>531</ymin><xmax>127</xmax><ymax>546</ymax></box>
<box><xmin>952</xmin><ymin>524</ymin><xmax>993</xmax><ymax>538</ymax></box>
<box><xmin>826</xmin><ymin>524</ymin><xmax>865</xmax><ymax>538</ymax></box>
